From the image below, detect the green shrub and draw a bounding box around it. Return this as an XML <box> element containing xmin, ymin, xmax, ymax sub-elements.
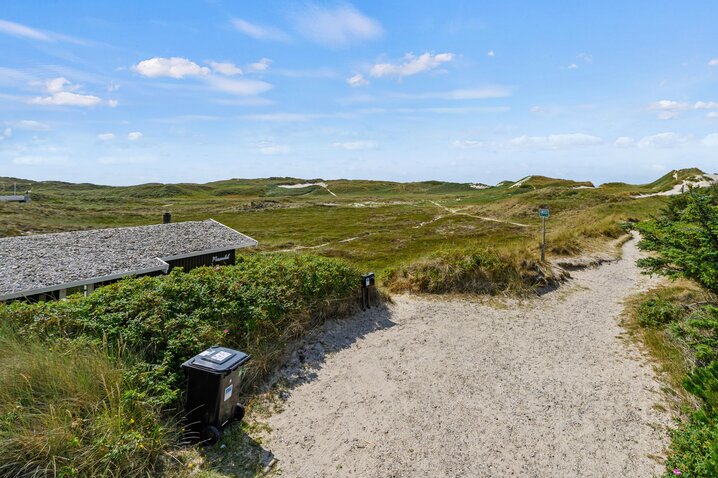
<box><xmin>638</xmin><ymin>299</ymin><xmax>684</xmax><ymax>327</ymax></box>
<box><xmin>384</xmin><ymin>247</ymin><xmax>559</xmax><ymax>295</ymax></box>
<box><xmin>636</xmin><ymin>186</ymin><xmax>718</xmax><ymax>293</ymax></box>
<box><xmin>0</xmin><ymin>253</ymin><xmax>360</xmax><ymax>477</ymax></box>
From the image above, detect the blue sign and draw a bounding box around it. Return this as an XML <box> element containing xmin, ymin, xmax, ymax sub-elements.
<box><xmin>539</xmin><ymin>208</ymin><xmax>550</xmax><ymax>218</ymax></box>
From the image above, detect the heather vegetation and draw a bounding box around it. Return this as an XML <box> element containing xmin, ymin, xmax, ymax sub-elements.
<box><xmin>629</xmin><ymin>185</ymin><xmax>718</xmax><ymax>477</ymax></box>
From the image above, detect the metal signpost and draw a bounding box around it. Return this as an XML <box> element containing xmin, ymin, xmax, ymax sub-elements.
<box><xmin>539</xmin><ymin>208</ymin><xmax>549</xmax><ymax>261</ymax></box>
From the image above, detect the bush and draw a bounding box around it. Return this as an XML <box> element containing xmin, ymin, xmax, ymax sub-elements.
<box><xmin>635</xmin><ymin>186</ymin><xmax>718</xmax><ymax>293</ymax></box>
<box><xmin>0</xmin><ymin>254</ymin><xmax>360</xmax><ymax>477</ymax></box>
<box><xmin>638</xmin><ymin>299</ymin><xmax>684</xmax><ymax>327</ymax></box>
<box><xmin>384</xmin><ymin>247</ymin><xmax>559</xmax><ymax>295</ymax></box>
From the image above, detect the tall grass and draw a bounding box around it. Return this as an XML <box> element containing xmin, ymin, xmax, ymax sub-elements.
<box><xmin>384</xmin><ymin>246</ymin><xmax>560</xmax><ymax>295</ymax></box>
<box><xmin>0</xmin><ymin>330</ymin><xmax>173</xmax><ymax>478</ymax></box>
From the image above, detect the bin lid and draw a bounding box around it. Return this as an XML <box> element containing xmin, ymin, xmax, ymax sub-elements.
<box><xmin>181</xmin><ymin>346</ymin><xmax>251</xmax><ymax>374</ymax></box>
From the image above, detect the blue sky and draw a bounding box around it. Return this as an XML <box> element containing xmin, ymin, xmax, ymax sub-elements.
<box><xmin>1</xmin><ymin>1</ymin><xmax>717</xmax><ymax>186</ymax></box>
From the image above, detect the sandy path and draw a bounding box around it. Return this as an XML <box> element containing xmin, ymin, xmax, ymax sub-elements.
<box><xmin>262</xmin><ymin>238</ymin><xmax>671</xmax><ymax>477</ymax></box>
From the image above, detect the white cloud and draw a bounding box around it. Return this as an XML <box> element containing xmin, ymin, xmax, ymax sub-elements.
<box><xmin>247</xmin><ymin>58</ymin><xmax>272</xmax><ymax>73</ymax></box>
<box><xmin>657</xmin><ymin>111</ymin><xmax>678</xmax><ymax>120</ymax></box>
<box><xmin>487</xmin><ymin>50</ymin><xmax>495</xmax><ymax>57</ymax></box>
<box><xmin>709</xmin><ymin>58</ymin><xmax>718</xmax><ymax>66</ymax></box>
<box><xmin>98</xmin><ymin>133</ymin><xmax>115</xmax><ymax>141</ymax></box>
<box><xmin>694</xmin><ymin>101</ymin><xmax>718</xmax><ymax>110</ymax></box>
<box><xmin>702</xmin><ymin>133</ymin><xmax>718</xmax><ymax>147</ymax></box>
<box><xmin>127</xmin><ymin>131</ymin><xmax>143</xmax><ymax>141</ymax></box>
<box><xmin>451</xmin><ymin>140</ymin><xmax>483</xmax><ymax>149</ymax></box>
<box><xmin>231</xmin><ymin>18</ymin><xmax>289</xmax><ymax>41</ymax></box>
<box><xmin>647</xmin><ymin>100</ymin><xmax>690</xmax><ymax>119</ymax></box>
<box><xmin>370</xmin><ymin>52</ymin><xmax>454</xmax><ymax>78</ymax></box>
<box><xmin>386</xmin><ymin>87</ymin><xmax>510</xmax><ymax>103</ymax></box>
<box><xmin>31</xmin><ymin>91</ymin><xmax>102</xmax><ymax>107</ymax></box>
<box><xmin>133</xmin><ymin>57</ymin><xmax>210</xmax><ymax>79</ymax></box>
<box><xmin>205</xmin><ymin>75</ymin><xmax>272</xmax><ymax>96</ymax></box>
<box><xmin>14</xmin><ymin>120</ymin><xmax>49</xmax><ymax>130</ymax></box>
<box><xmin>13</xmin><ymin>155</ymin><xmax>69</xmax><ymax>166</ymax></box>
<box><xmin>614</xmin><ymin>136</ymin><xmax>635</xmax><ymax>148</ymax></box>
<box><xmin>708</xmin><ymin>112</ymin><xmax>718</xmax><ymax>119</ymax></box>
<box><xmin>258</xmin><ymin>144</ymin><xmax>290</xmax><ymax>155</ymax></box>
<box><xmin>637</xmin><ymin>132</ymin><xmax>691</xmax><ymax>148</ymax></box>
<box><xmin>509</xmin><ymin>133</ymin><xmax>603</xmax><ymax>150</ymax></box>
<box><xmin>107</xmin><ymin>99</ymin><xmax>118</xmax><ymax>108</ymax></box>
<box><xmin>210</xmin><ymin>61</ymin><xmax>243</xmax><ymax>76</ymax></box>
<box><xmin>2</xmin><ymin>127</ymin><xmax>11</xmax><ymax>139</ymax></box>
<box><xmin>98</xmin><ymin>155</ymin><xmax>155</xmax><ymax>165</ymax></box>
<box><xmin>46</xmin><ymin>77</ymin><xmax>72</xmax><ymax>93</ymax></box>
<box><xmin>292</xmin><ymin>4</ymin><xmax>383</xmax><ymax>47</ymax></box>
<box><xmin>648</xmin><ymin>100</ymin><xmax>689</xmax><ymax>111</ymax></box>
<box><xmin>347</xmin><ymin>74</ymin><xmax>369</xmax><ymax>87</ymax></box>
<box><xmin>567</xmin><ymin>63</ymin><xmax>578</xmax><ymax>70</ymax></box>
<box><xmin>332</xmin><ymin>140</ymin><xmax>378</xmax><ymax>150</ymax></box>
<box><xmin>576</xmin><ymin>52</ymin><xmax>593</xmax><ymax>64</ymax></box>
<box><xmin>0</xmin><ymin>19</ymin><xmax>51</xmax><ymax>41</ymax></box>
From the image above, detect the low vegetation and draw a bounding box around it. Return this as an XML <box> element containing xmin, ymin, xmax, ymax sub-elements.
<box><xmin>385</xmin><ymin>246</ymin><xmax>560</xmax><ymax>295</ymax></box>
<box><xmin>629</xmin><ymin>185</ymin><xmax>718</xmax><ymax>477</ymax></box>
<box><xmin>0</xmin><ymin>254</ymin><xmax>360</xmax><ymax>477</ymax></box>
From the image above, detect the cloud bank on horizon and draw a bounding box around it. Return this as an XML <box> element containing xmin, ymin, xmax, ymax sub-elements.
<box><xmin>0</xmin><ymin>1</ymin><xmax>717</xmax><ymax>186</ymax></box>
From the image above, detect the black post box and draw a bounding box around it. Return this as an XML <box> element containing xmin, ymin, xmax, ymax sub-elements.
<box><xmin>361</xmin><ymin>272</ymin><xmax>375</xmax><ymax>310</ymax></box>
<box><xmin>181</xmin><ymin>346</ymin><xmax>251</xmax><ymax>444</ymax></box>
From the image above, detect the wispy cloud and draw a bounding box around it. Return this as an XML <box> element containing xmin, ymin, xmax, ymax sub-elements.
<box><xmin>246</xmin><ymin>58</ymin><xmax>271</xmax><ymax>73</ymax></box>
<box><xmin>209</xmin><ymin>61</ymin><xmax>242</xmax><ymax>76</ymax></box>
<box><xmin>370</xmin><ymin>52</ymin><xmax>454</xmax><ymax>78</ymax></box>
<box><xmin>0</xmin><ymin>19</ymin><xmax>51</xmax><ymax>41</ymax></box>
<box><xmin>97</xmin><ymin>133</ymin><xmax>115</xmax><ymax>141</ymax></box>
<box><xmin>204</xmin><ymin>75</ymin><xmax>272</xmax><ymax>96</ymax></box>
<box><xmin>509</xmin><ymin>133</ymin><xmax>603</xmax><ymax>150</ymax></box>
<box><xmin>390</xmin><ymin>86</ymin><xmax>511</xmax><ymax>100</ymax></box>
<box><xmin>637</xmin><ymin>132</ymin><xmax>691</xmax><ymax>148</ymax></box>
<box><xmin>347</xmin><ymin>74</ymin><xmax>369</xmax><ymax>87</ymax></box>
<box><xmin>708</xmin><ymin>58</ymin><xmax>718</xmax><ymax>66</ymax></box>
<box><xmin>231</xmin><ymin>18</ymin><xmax>290</xmax><ymax>42</ymax></box>
<box><xmin>127</xmin><ymin>131</ymin><xmax>143</xmax><ymax>141</ymax></box>
<box><xmin>256</xmin><ymin>141</ymin><xmax>291</xmax><ymax>155</ymax></box>
<box><xmin>332</xmin><ymin>140</ymin><xmax>378</xmax><ymax>150</ymax></box>
<box><xmin>451</xmin><ymin>139</ymin><xmax>484</xmax><ymax>149</ymax></box>
<box><xmin>291</xmin><ymin>3</ymin><xmax>382</xmax><ymax>47</ymax></box>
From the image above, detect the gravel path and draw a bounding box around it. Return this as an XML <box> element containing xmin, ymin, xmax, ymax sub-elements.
<box><xmin>262</xmin><ymin>237</ymin><xmax>671</xmax><ymax>477</ymax></box>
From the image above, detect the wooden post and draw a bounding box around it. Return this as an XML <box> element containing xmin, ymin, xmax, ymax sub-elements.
<box><xmin>541</xmin><ymin>216</ymin><xmax>546</xmax><ymax>262</ymax></box>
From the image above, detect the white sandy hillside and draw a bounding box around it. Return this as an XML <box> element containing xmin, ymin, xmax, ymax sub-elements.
<box><xmin>509</xmin><ymin>176</ymin><xmax>532</xmax><ymax>188</ymax></box>
<box><xmin>469</xmin><ymin>183</ymin><xmax>490</xmax><ymax>189</ymax></box>
<box><xmin>277</xmin><ymin>181</ymin><xmax>337</xmax><ymax>197</ymax></box>
<box><xmin>633</xmin><ymin>172</ymin><xmax>718</xmax><ymax>198</ymax></box>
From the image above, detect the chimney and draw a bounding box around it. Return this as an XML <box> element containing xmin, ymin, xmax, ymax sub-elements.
<box><xmin>163</xmin><ymin>211</ymin><xmax>172</xmax><ymax>224</ymax></box>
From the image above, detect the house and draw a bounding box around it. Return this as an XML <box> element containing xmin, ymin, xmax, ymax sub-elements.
<box><xmin>0</xmin><ymin>219</ymin><xmax>257</xmax><ymax>301</ymax></box>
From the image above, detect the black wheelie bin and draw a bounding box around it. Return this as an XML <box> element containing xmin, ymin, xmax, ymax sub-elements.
<box><xmin>181</xmin><ymin>346</ymin><xmax>251</xmax><ymax>444</ymax></box>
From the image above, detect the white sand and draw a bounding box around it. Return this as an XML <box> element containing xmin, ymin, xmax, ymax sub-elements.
<box><xmin>633</xmin><ymin>173</ymin><xmax>718</xmax><ymax>198</ymax></box>
<box><xmin>277</xmin><ymin>182</ymin><xmax>337</xmax><ymax>197</ymax></box>
<box><xmin>261</xmin><ymin>237</ymin><xmax>672</xmax><ymax>477</ymax></box>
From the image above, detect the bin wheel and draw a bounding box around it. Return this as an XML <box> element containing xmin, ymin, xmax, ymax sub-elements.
<box><xmin>200</xmin><ymin>425</ymin><xmax>221</xmax><ymax>445</ymax></box>
<box><xmin>235</xmin><ymin>404</ymin><xmax>246</xmax><ymax>422</ymax></box>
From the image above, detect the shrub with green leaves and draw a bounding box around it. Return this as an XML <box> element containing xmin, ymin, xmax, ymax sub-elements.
<box><xmin>638</xmin><ymin>299</ymin><xmax>685</xmax><ymax>327</ymax></box>
<box><xmin>635</xmin><ymin>186</ymin><xmax>718</xmax><ymax>293</ymax></box>
<box><xmin>0</xmin><ymin>253</ymin><xmax>360</xmax><ymax>477</ymax></box>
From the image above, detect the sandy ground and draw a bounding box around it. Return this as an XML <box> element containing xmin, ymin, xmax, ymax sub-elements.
<box><xmin>261</xmin><ymin>238</ymin><xmax>672</xmax><ymax>477</ymax></box>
